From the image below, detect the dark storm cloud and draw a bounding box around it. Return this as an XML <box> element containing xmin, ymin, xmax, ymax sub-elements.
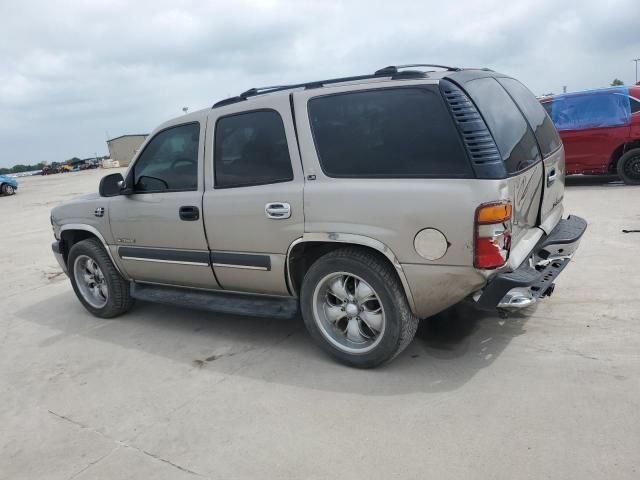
<box><xmin>0</xmin><ymin>0</ymin><xmax>639</xmax><ymax>167</ymax></box>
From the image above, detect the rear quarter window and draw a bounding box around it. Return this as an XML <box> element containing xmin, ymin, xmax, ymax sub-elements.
<box><xmin>464</xmin><ymin>78</ymin><xmax>541</xmax><ymax>175</ymax></box>
<box><xmin>307</xmin><ymin>87</ymin><xmax>472</xmax><ymax>178</ymax></box>
<box><xmin>497</xmin><ymin>78</ymin><xmax>561</xmax><ymax>157</ymax></box>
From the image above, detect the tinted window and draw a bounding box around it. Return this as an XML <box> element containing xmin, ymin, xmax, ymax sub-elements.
<box><xmin>551</xmin><ymin>89</ymin><xmax>631</xmax><ymax>130</ymax></box>
<box><xmin>465</xmin><ymin>78</ymin><xmax>541</xmax><ymax>174</ymax></box>
<box><xmin>541</xmin><ymin>101</ymin><xmax>553</xmax><ymax>116</ymax></box>
<box><xmin>133</xmin><ymin>123</ymin><xmax>199</xmax><ymax>192</ymax></box>
<box><xmin>308</xmin><ymin>87</ymin><xmax>471</xmax><ymax>178</ymax></box>
<box><xmin>215</xmin><ymin>110</ymin><xmax>293</xmax><ymax>188</ymax></box>
<box><xmin>631</xmin><ymin>97</ymin><xmax>640</xmax><ymax>114</ymax></box>
<box><xmin>498</xmin><ymin>78</ymin><xmax>561</xmax><ymax>157</ymax></box>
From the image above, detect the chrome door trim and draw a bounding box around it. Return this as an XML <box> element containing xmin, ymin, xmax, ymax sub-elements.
<box><xmin>212</xmin><ymin>263</ymin><xmax>269</xmax><ymax>271</ymax></box>
<box><xmin>121</xmin><ymin>256</ymin><xmax>210</xmax><ymax>267</ymax></box>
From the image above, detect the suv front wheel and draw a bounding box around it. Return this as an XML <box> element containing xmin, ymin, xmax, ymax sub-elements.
<box><xmin>300</xmin><ymin>247</ymin><xmax>419</xmax><ymax>368</ymax></box>
<box><xmin>68</xmin><ymin>238</ymin><xmax>134</xmax><ymax>318</ymax></box>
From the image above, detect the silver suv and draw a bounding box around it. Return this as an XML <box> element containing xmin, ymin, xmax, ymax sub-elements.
<box><xmin>50</xmin><ymin>64</ymin><xmax>586</xmax><ymax>368</ymax></box>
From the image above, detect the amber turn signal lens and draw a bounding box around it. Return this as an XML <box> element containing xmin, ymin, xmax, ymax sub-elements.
<box><xmin>476</xmin><ymin>202</ymin><xmax>512</xmax><ymax>224</ymax></box>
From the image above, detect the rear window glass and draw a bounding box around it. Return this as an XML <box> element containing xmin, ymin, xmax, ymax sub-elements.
<box><xmin>550</xmin><ymin>89</ymin><xmax>631</xmax><ymax>131</ymax></box>
<box><xmin>498</xmin><ymin>78</ymin><xmax>561</xmax><ymax>157</ymax></box>
<box><xmin>308</xmin><ymin>87</ymin><xmax>472</xmax><ymax>178</ymax></box>
<box><xmin>629</xmin><ymin>97</ymin><xmax>640</xmax><ymax>114</ymax></box>
<box><xmin>465</xmin><ymin>78</ymin><xmax>541</xmax><ymax>174</ymax></box>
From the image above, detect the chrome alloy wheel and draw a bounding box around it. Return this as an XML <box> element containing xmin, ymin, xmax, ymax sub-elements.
<box><xmin>73</xmin><ymin>255</ymin><xmax>108</xmax><ymax>308</ymax></box>
<box><xmin>312</xmin><ymin>272</ymin><xmax>386</xmax><ymax>354</ymax></box>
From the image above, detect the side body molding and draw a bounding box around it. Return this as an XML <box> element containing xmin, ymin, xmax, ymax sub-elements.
<box><xmin>59</xmin><ymin>224</ymin><xmax>127</xmax><ymax>278</ymax></box>
<box><xmin>286</xmin><ymin>232</ymin><xmax>417</xmax><ymax>313</ymax></box>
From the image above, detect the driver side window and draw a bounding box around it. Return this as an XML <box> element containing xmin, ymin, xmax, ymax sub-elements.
<box><xmin>133</xmin><ymin>123</ymin><xmax>199</xmax><ymax>192</ymax></box>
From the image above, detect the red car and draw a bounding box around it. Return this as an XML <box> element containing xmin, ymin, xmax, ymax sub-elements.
<box><xmin>541</xmin><ymin>86</ymin><xmax>640</xmax><ymax>184</ymax></box>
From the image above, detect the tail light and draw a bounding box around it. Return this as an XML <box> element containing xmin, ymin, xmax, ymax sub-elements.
<box><xmin>474</xmin><ymin>201</ymin><xmax>512</xmax><ymax>269</ymax></box>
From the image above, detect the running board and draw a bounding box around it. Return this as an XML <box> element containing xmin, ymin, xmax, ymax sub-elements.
<box><xmin>130</xmin><ymin>283</ymin><xmax>299</xmax><ymax>320</ymax></box>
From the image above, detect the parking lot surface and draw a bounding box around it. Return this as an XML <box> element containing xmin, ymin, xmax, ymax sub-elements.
<box><xmin>1</xmin><ymin>170</ymin><xmax>639</xmax><ymax>479</ymax></box>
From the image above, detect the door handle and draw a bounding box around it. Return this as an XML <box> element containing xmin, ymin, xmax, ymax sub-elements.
<box><xmin>179</xmin><ymin>206</ymin><xmax>200</xmax><ymax>221</ymax></box>
<box><xmin>265</xmin><ymin>202</ymin><xmax>291</xmax><ymax>219</ymax></box>
<box><xmin>547</xmin><ymin>168</ymin><xmax>557</xmax><ymax>187</ymax></box>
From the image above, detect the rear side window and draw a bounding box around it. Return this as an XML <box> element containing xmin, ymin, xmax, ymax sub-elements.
<box><xmin>498</xmin><ymin>78</ymin><xmax>561</xmax><ymax>157</ymax></box>
<box><xmin>214</xmin><ymin>110</ymin><xmax>293</xmax><ymax>188</ymax></box>
<box><xmin>630</xmin><ymin>97</ymin><xmax>640</xmax><ymax>114</ymax></box>
<box><xmin>465</xmin><ymin>78</ymin><xmax>541</xmax><ymax>175</ymax></box>
<box><xmin>308</xmin><ymin>87</ymin><xmax>472</xmax><ymax>178</ymax></box>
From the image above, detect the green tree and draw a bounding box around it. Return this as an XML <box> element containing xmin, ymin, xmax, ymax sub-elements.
<box><xmin>611</xmin><ymin>78</ymin><xmax>624</xmax><ymax>86</ymax></box>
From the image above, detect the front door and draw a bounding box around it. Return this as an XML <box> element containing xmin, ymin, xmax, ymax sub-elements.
<box><xmin>202</xmin><ymin>95</ymin><xmax>304</xmax><ymax>296</ymax></box>
<box><xmin>109</xmin><ymin>120</ymin><xmax>219</xmax><ymax>289</ymax></box>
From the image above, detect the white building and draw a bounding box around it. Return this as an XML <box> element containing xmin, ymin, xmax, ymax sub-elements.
<box><xmin>106</xmin><ymin>134</ymin><xmax>148</xmax><ymax>167</ymax></box>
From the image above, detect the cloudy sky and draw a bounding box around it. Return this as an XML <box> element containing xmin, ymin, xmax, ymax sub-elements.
<box><xmin>1</xmin><ymin>0</ymin><xmax>639</xmax><ymax>168</ymax></box>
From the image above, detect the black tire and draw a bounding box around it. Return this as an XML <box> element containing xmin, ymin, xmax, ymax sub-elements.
<box><xmin>2</xmin><ymin>184</ymin><xmax>15</xmax><ymax>195</ymax></box>
<box><xmin>300</xmin><ymin>247</ymin><xmax>419</xmax><ymax>368</ymax></box>
<box><xmin>617</xmin><ymin>148</ymin><xmax>640</xmax><ymax>185</ymax></box>
<box><xmin>68</xmin><ymin>238</ymin><xmax>134</xmax><ymax>318</ymax></box>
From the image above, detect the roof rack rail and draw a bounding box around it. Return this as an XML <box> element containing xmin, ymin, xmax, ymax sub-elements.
<box><xmin>374</xmin><ymin>64</ymin><xmax>461</xmax><ymax>75</ymax></box>
<box><xmin>212</xmin><ymin>63</ymin><xmax>459</xmax><ymax>108</ymax></box>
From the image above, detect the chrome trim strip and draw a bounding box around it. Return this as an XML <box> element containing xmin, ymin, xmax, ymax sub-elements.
<box><xmin>121</xmin><ymin>256</ymin><xmax>210</xmax><ymax>267</ymax></box>
<box><xmin>59</xmin><ymin>224</ymin><xmax>126</xmax><ymax>278</ymax></box>
<box><xmin>212</xmin><ymin>262</ymin><xmax>269</xmax><ymax>271</ymax></box>
<box><xmin>285</xmin><ymin>233</ymin><xmax>417</xmax><ymax>313</ymax></box>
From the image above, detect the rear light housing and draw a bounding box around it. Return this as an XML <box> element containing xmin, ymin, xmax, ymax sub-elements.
<box><xmin>474</xmin><ymin>201</ymin><xmax>512</xmax><ymax>269</ymax></box>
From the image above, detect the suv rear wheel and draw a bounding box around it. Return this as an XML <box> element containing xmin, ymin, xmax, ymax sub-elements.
<box><xmin>300</xmin><ymin>247</ymin><xmax>418</xmax><ymax>368</ymax></box>
<box><xmin>617</xmin><ymin>148</ymin><xmax>640</xmax><ymax>185</ymax></box>
<box><xmin>68</xmin><ymin>238</ymin><xmax>134</xmax><ymax>318</ymax></box>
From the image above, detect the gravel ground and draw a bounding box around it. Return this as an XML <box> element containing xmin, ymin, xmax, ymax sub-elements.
<box><xmin>1</xmin><ymin>169</ymin><xmax>639</xmax><ymax>479</ymax></box>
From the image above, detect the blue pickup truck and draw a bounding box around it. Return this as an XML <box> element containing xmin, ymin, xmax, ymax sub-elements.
<box><xmin>0</xmin><ymin>175</ymin><xmax>18</xmax><ymax>196</ymax></box>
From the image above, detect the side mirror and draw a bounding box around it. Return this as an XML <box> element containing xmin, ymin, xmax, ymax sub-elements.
<box><xmin>99</xmin><ymin>173</ymin><xmax>124</xmax><ymax>197</ymax></box>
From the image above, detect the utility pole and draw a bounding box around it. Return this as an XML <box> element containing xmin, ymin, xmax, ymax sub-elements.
<box><xmin>633</xmin><ymin>58</ymin><xmax>640</xmax><ymax>84</ymax></box>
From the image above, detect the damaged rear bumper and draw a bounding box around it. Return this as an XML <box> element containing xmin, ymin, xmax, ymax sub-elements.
<box><xmin>476</xmin><ymin>215</ymin><xmax>587</xmax><ymax>311</ymax></box>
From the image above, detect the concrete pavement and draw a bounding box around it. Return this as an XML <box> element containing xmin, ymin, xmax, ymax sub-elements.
<box><xmin>1</xmin><ymin>170</ymin><xmax>639</xmax><ymax>479</ymax></box>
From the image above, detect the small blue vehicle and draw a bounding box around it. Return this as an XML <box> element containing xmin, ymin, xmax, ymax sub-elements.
<box><xmin>0</xmin><ymin>175</ymin><xmax>18</xmax><ymax>196</ymax></box>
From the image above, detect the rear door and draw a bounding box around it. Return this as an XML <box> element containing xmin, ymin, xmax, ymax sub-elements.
<box><xmin>202</xmin><ymin>94</ymin><xmax>304</xmax><ymax>296</ymax></box>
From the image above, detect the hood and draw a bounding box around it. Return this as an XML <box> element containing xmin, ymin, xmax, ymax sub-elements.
<box><xmin>68</xmin><ymin>192</ymin><xmax>101</xmax><ymax>203</ymax></box>
<box><xmin>51</xmin><ymin>191</ymin><xmax>102</xmax><ymax>223</ymax></box>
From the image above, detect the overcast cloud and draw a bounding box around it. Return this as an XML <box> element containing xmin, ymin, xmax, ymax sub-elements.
<box><xmin>1</xmin><ymin>0</ymin><xmax>639</xmax><ymax>167</ymax></box>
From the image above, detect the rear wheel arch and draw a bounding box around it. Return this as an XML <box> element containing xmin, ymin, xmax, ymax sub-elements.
<box><xmin>286</xmin><ymin>235</ymin><xmax>417</xmax><ymax>313</ymax></box>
